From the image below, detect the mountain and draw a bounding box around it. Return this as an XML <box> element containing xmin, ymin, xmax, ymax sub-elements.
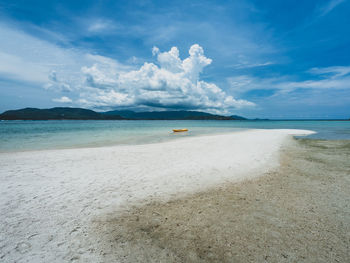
<box><xmin>103</xmin><ymin>110</ymin><xmax>244</xmax><ymax>120</ymax></box>
<box><xmin>103</xmin><ymin>110</ymin><xmax>136</xmax><ymax>119</ymax></box>
<box><xmin>230</xmin><ymin>115</ymin><xmax>247</xmax><ymax>120</ymax></box>
<box><xmin>0</xmin><ymin>107</ymin><xmax>124</xmax><ymax>120</ymax></box>
<box><xmin>0</xmin><ymin>107</ymin><xmax>246</xmax><ymax>120</ymax></box>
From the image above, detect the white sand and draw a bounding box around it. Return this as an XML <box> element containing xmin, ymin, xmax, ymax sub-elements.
<box><xmin>0</xmin><ymin>129</ymin><xmax>314</xmax><ymax>262</ymax></box>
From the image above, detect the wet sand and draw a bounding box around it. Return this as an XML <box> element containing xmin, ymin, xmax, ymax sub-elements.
<box><xmin>93</xmin><ymin>138</ymin><xmax>350</xmax><ymax>262</ymax></box>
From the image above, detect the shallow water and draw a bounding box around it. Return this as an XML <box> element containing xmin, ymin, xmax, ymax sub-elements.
<box><xmin>0</xmin><ymin>120</ymin><xmax>349</xmax><ymax>152</ymax></box>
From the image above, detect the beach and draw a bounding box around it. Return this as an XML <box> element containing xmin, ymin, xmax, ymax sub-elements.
<box><xmin>1</xmin><ymin>129</ymin><xmax>350</xmax><ymax>262</ymax></box>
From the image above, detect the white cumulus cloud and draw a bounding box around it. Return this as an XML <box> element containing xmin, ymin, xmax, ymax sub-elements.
<box><xmin>0</xmin><ymin>22</ymin><xmax>254</xmax><ymax>114</ymax></box>
<box><xmin>77</xmin><ymin>44</ymin><xmax>255</xmax><ymax>113</ymax></box>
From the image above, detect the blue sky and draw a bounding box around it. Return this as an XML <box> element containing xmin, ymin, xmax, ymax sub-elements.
<box><xmin>0</xmin><ymin>0</ymin><xmax>349</xmax><ymax>118</ymax></box>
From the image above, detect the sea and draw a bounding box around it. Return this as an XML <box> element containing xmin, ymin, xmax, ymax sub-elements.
<box><xmin>0</xmin><ymin>120</ymin><xmax>349</xmax><ymax>152</ymax></box>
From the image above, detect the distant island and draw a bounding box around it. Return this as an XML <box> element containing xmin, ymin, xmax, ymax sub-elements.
<box><xmin>0</xmin><ymin>107</ymin><xmax>247</xmax><ymax>121</ymax></box>
<box><xmin>102</xmin><ymin>109</ymin><xmax>246</xmax><ymax>120</ymax></box>
<box><xmin>0</xmin><ymin>108</ymin><xmax>124</xmax><ymax>120</ymax></box>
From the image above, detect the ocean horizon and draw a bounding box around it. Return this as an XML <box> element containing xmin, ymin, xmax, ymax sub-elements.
<box><xmin>1</xmin><ymin>119</ymin><xmax>349</xmax><ymax>152</ymax></box>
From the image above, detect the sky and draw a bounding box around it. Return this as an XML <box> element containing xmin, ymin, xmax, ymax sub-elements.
<box><xmin>0</xmin><ymin>0</ymin><xmax>349</xmax><ymax>119</ymax></box>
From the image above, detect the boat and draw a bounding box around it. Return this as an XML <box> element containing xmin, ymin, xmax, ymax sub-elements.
<box><xmin>173</xmin><ymin>129</ymin><xmax>188</xmax><ymax>132</ymax></box>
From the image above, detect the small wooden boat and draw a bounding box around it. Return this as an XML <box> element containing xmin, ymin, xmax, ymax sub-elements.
<box><xmin>173</xmin><ymin>128</ymin><xmax>188</xmax><ymax>132</ymax></box>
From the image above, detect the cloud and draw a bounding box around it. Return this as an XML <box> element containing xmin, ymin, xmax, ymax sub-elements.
<box><xmin>228</xmin><ymin>65</ymin><xmax>350</xmax><ymax>95</ymax></box>
<box><xmin>0</xmin><ymin>51</ymin><xmax>48</xmax><ymax>83</ymax></box>
<box><xmin>0</xmin><ymin>22</ymin><xmax>254</xmax><ymax>114</ymax></box>
<box><xmin>317</xmin><ymin>0</ymin><xmax>346</xmax><ymax>16</ymax></box>
<box><xmin>52</xmin><ymin>96</ymin><xmax>72</xmax><ymax>103</ymax></box>
<box><xmin>0</xmin><ymin>22</ymin><xmax>88</xmax><ymax>85</ymax></box>
<box><xmin>88</xmin><ymin>19</ymin><xmax>114</xmax><ymax>32</ymax></box>
<box><xmin>226</xmin><ymin>66</ymin><xmax>350</xmax><ymax>119</ymax></box>
<box><xmin>152</xmin><ymin>46</ymin><xmax>160</xmax><ymax>56</ymax></box>
<box><xmin>229</xmin><ymin>61</ymin><xmax>274</xmax><ymax>69</ymax></box>
<box><xmin>45</xmin><ymin>71</ymin><xmax>73</xmax><ymax>92</ymax></box>
<box><xmin>308</xmin><ymin>66</ymin><xmax>350</xmax><ymax>78</ymax></box>
<box><xmin>81</xmin><ymin>18</ymin><xmax>121</xmax><ymax>36</ymax></box>
<box><xmin>77</xmin><ymin>44</ymin><xmax>254</xmax><ymax>113</ymax></box>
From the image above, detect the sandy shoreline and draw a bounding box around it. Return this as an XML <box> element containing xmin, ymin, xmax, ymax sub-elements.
<box><xmin>0</xmin><ymin>129</ymin><xmax>327</xmax><ymax>262</ymax></box>
<box><xmin>96</xmin><ymin>138</ymin><xmax>350</xmax><ymax>262</ymax></box>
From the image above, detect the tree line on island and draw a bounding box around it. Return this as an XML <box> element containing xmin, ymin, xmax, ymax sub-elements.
<box><xmin>0</xmin><ymin>107</ymin><xmax>248</xmax><ymax>120</ymax></box>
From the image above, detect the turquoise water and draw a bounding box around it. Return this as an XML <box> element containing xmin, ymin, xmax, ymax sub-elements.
<box><xmin>0</xmin><ymin>120</ymin><xmax>349</xmax><ymax>152</ymax></box>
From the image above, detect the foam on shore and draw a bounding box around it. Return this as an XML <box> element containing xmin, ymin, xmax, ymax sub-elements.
<box><xmin>0</xmin><ymin>129</ymin><xmax>314</xmax><ymax>262</ymax></box>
